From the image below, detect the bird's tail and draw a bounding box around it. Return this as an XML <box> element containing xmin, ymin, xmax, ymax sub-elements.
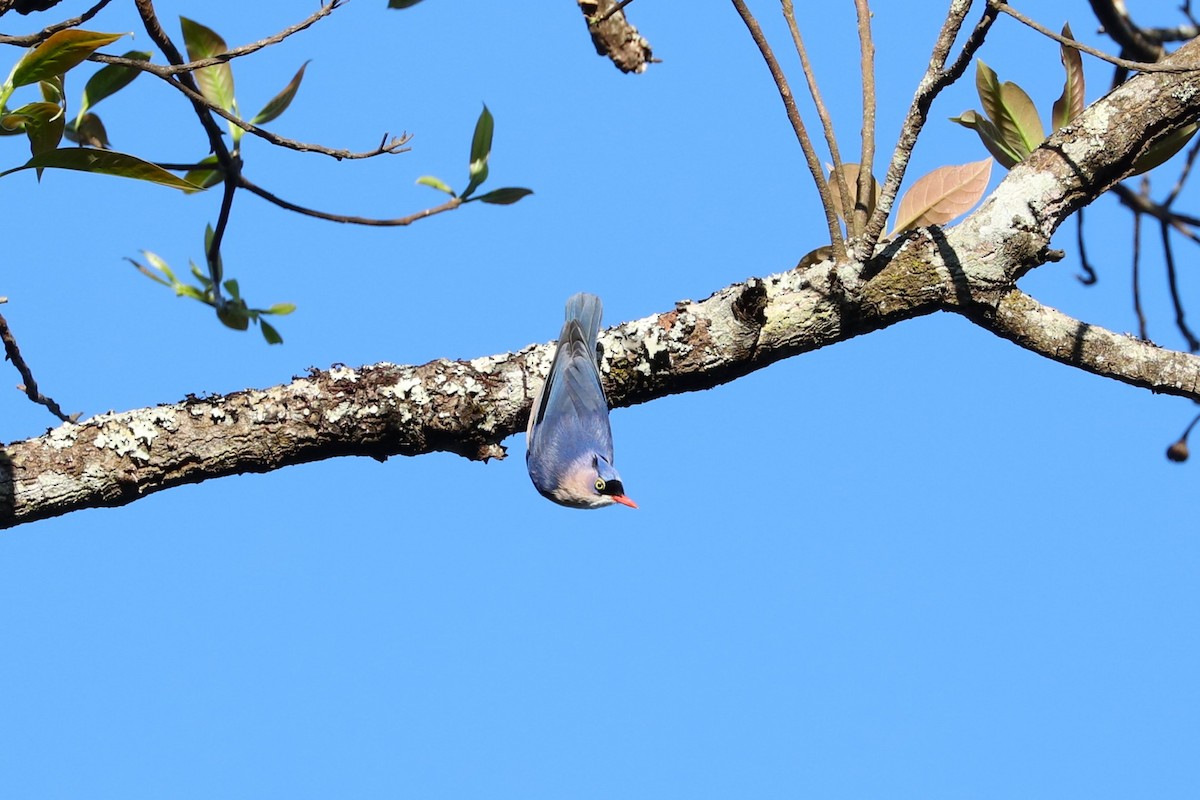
<box><xmin>564</xmin><ymin>292</ymin><xmax>603</xmax><ymax>346</ymax></box>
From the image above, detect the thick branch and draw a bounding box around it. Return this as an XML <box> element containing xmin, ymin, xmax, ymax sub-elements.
<box><xmin>968</xmin><ymin>289</ymin><xmax>1200</xmax><ymax>396</ymax></box>
<box><xmin>0</xmin><ymin>255</ymin><xmax>950</xmax><ymax>529</ymax></box>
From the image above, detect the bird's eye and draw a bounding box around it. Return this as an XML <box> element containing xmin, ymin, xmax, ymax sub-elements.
<box><xmin>595</xmin><ymin>478</ymin><xmax>606</xmax><ymax>492</ymax></box>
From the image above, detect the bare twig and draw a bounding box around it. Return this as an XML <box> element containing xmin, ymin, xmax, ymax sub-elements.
<box><xmin>0</xmin><ymin>0</ymin><xmax>110</xmax><ymax>44</ymax></box>
<box><xmin>730</xmin><ymin>0</ymin><xmax>847</xmax><ymax>262</ymax></box>
<box><xmin>238</xmin><ymin>174</ymin><xmax>464</xmax><ymax>226</ymax></box>
<box><xmin>88</xmin><ymin>54</ymin><xmax>413</xmax><ymax>161</ymax></box>
<box><xmin>1087</xmin><ymin>0</ymin><xmax>1164</xmax><ymax>62</ymax></box>
<box><xmin>999</xmin><ymin>1</ymin><xmax>1198</xmax><ymax>73</ymax></box>
<box><xmin>155</xmin><ymin>0</ymin><xmax>345</xmax><ymax>74</ymax></box>
<box><xmin>780</xmin><ymin>1</ymin><xmax>852</xmax><ymax>225</ymax></box>
<box><xmin>859</xmin><ymin>0</ymin><xmax>996</xmax><ymax>258</ymax></box>
<box><xmin>1112</xmin><ymin>183</ymin><xmax>1200</xmax><ymax>243</ymax></box>
<box><xmin>590</xmin><ymin>0</ymin><xmax>634</xmax><ymax>25</ymax></box>
<box><xmin>1132</xmin><ymin>178</ymin><xmax>1148</xmax><ymax>341</ymax></box>
<box><xmin>1161</xmin><ymin>220</ymin><xmax>1200</xmax><ymax>350</ymax></box>
<box><xmin>1163</xmin><ymin>129</ymin><xmax>1200</xmax><ymax>208</ymax></box>
<box><xmin>0</xmin><ymin>308</ymin><xmax>75</xmax><ymax>423</ymax></box>
<box><xmin>852</xmin><ymin>0</ymin><xmax>876</xmax><ymax>241</ymax></box>
<box><xmin>1076</xmin><ymin>208</ymin><xmax>1097</xmax><ymax>284</ymax></box>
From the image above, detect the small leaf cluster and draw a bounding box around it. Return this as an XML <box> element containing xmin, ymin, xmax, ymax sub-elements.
<box><xmin>416</xmin><ymin>104</ymin><xmax>533</xmax><ymax>205</ymax></box>
<box><xmin>129</xmin><ymin>227</ymin><xmax>295</xmax><ymax>345</ymax></box>
<box><xmin>952</xmin><ymin>23</ymin><xmax>1197</xmax><ymax>173</ymax></box>
<box><xmin>0</xmin><ymin>29</ymin><xmax>192</xmax><ymax>187</ymax></box>
<box><xmin>180</xmin><ymin>16</ymin><xmax>309</xmax><ymax>187</ymax></box>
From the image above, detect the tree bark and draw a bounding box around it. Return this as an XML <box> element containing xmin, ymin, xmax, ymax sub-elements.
<box><xmin>3</xmin><ymin>39</ymin><xmax>1200</xmax><ymax>529</ymax></box>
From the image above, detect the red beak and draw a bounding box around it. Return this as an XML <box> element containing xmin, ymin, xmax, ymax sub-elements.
<box><xmin>612</xmin><ymin>494</ymin><xmax>638</xmax><ymax>509</ymax></box>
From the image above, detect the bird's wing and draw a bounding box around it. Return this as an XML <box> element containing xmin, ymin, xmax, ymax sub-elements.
<box><xmin>528</xmin><ymin>293</ymin><xmax>608</xmax><ymax>445</ymax></box>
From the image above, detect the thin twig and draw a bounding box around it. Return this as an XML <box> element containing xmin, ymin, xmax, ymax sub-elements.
<box><xmin>1076</xmin><ymin>208</ymin><xmax>1097</xmax><ymax>284</ymax></box>
<box><xmin>1163</xmin><ymin>129</ymin><xmax>1200</xmax><ymax>207</ymax></box>
<box><xmin>1087</xmin><ymin>0</ymin><xmax>1164</xmax><ymax>63</ymax></box>
<box><xmin>0</xmin><ymin>0</ymin><xmax>111</xmax><ymax>46</ymax></box>
<box><xmin>155</xmin><ymin>0</ymin><xmax>345</xmax><ymax>74</ymax></box>
<box><xmin>999</xmin><ymin>1</ymin><xmax>1199</xmax><ymax>73</ymax></box>
<box><xmin>88</xmin><ymin>54</ymin><xmax>413</xmax><ymax>161</ymax></box>
<box><xmin>730</xmin><ymin>0</ymin><xmax>847</xmax><ymax>262</ymax></box>
<box><xmin>852</xmin><ymin>0</ymin><xmax>876</xmax><ymax>241</ymax></box>
<box><xmin>1132</xmin><ymin>179</ymin><xmax>1148</xmax><ymax>341</ymax></box>
<box><xmin>238</xmin><ymin>174</ymin><xmax>464</xmax><ymax>226</ymax></box>
<box><xmin>590</xmin><ymin>0</ymin><xmax>634</xmax><ymax>25</ymax></box>
<box><xmin>780</xmin><ymin>1</ymin><xmax>852</xmax><ymax>225</ymax></box>
<box><xmin>0</xmin><ymin>309</ymin><xmax>75</xmax><ymax>423</ymax></box>
<box><xmin>1160</xmin><ymin>220</ymin><xmax>1200</xmax><ymax>350</ymax></box>
<box><xmin>859</xmin><ymin>0</ymin><xmax>996</xmax><ymax>258</ymax></box>
<box><xmin>1113</xmin><ymin>183</ymin><xmax>1200</xmax><ymax>241</ymax></box>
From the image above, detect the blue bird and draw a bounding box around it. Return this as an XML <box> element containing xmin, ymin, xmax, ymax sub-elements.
<box><xmin>526</xmin><ymin>293</ymin><xmax>637</xmax><ymax>509</ymax></box>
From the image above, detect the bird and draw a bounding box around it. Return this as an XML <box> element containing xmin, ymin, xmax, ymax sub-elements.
<box><xmin>526</xmin><ymin>293</ymin><xmax>637</xmax><ymax>509</ymax></box>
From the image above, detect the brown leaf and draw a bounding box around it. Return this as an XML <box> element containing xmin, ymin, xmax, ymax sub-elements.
<box><xmin>826</xmin><ymin>163</ymin><xmax>879</xmax><ymax>225</ymax></box>
<box><xmin>1052</xmin><ymin>22</ymin><xmax>1085</xmax><ymax>131</ymax></box>
<box><xmin>891</xmin><ymin>158</ymin><xmax>993</xmax><ymax>234</ymax></box>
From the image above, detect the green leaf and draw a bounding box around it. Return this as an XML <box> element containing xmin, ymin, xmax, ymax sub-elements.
<box><xmin>999</xmin><ymin>81</ymin><xmax>1044</xmax><ymax>156</ymax></box>
<box><xmin>460</xmin><ymin>104</ymin><xmax>495</xmax><ymax>199</ymax></box>
<box><xmin>468</xmin><ymin>103</ymin><xmax>494</xmax><ymax>179</ymax></box>
<box><xmin>250</xmin><ymin>61</ymin><xmax>308</xmax><ymax>125</ymax></box>
<box><xmin>183</xmin><ymin>153</ymin><xmax>223</xmax><ymax>190</ymax></box>
<box><xmin>8</xmin><ymin>29</ymin><xmax>124</xmax><ymax>88</ymax></box>
<box><xmin>950</xmin><ymin>110</ymin><xmax>1022</xmax><ymax>169</ymax></box>
<box><xmin>26</xmin><ymin>106</ymin><xmax>64</xmax><ymax>162</ymax></box>
<box><xmin>474</xmin><ymin>187</ymin><xmax>533</xmax><ymax>205</ymax></box>
<box><xmin>388</xmin><ymin>0</ymin><xmax>426</xmax><ymax>7</ymax></box>
<box><xmin>1130</xmin><ymin>122</ymin><xmax>1200</xmax><ymax>176</ymax></box>
<box><xmin>66</xmin><ymin>112</ymin><xmax>110</xmax><ymax>149</ymax></box>
<box><xmin>128</xmin><ymin>254</ymin><xmax>172</xmax><ymax>287</ymax></box>
<box><xmin>265</xmin><ymin>302</ymin><xmax>296</xmax><ymax>316</ymax></box>
<box><xmin>180</xmin><ymin>17</ymin><xmax>234</xmax><ymax>112</ymax></box>
<box><xmin>223</xmin><ymin>278</ymin><xmax>240</xmax><ymax>299</ymax></box>
<box><xmin>39</xmin><ymin>75</ymin><xmax>63</xmax><ymax>104</ymax></box>
<box><xmin>78</xmin><ymin>50</ymin><xmax>150</xmax><ymax>123</ymax></box>
<box><xmin>3</xmin><ymin>102</ymin><xmax>66</xmax><ymax>175</ymax></box>
<box><xmin>176</xmin><ymin>284</ymin><xmax>207</xmax><ymax>301</ymax></box>
<box><xmin>1</xmin><ymin>100</ymin><xmax>61</xmax><ymax>131</ymax></box>
<box><xmin>1052</xmin><ymin>23</ymin><xmax>1085</xmax><ymax>132</ymax></box>
<box><xmin>416</xmin><ymin>174</ymin><xmax>455</xmax><ymax>196</ymax></box>
<box><xmin>259</xmin><ymin>319</ymin><xmax>283</xmax><ymax>345</ymax></box>
<box><xmin>189</xmin><ymin>261</ymin><xmax>214</xmax><ymax>289</ymax></box>
<box><xmin>217</xmin><ymin>301</ymin><xmax>251</xmax><ymax>331</ymax></box>
<box><xmin>0</xmin><ymin>147</ymin><xmax>202</xmax><ymax>190</ymax></box>
<box><xmin>974</xmin><ymin>60</ymin><xmax>1004</xmax><ymax>134</ymax></box>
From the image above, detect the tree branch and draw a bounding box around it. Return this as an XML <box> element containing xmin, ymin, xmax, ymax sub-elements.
<box><xmin>967</xmin><ymin>288</ymin><xmax>1200</xmax><ymax>396</ymax></box>
<box><xmin>578</xmin><ymin>0</ymin><xmax>655</xmax><ymax>74</ymax></box>
<box><xmin>5</xmin><ymin>13</ymin><xmax>1200</xmax><ymax>529</ymax></box>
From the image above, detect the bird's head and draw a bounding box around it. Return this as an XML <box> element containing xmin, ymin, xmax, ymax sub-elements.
<box><xmin>549</xmin><ymin>453</ymin><xmax>637</xmax><ymax>509</ymax></box>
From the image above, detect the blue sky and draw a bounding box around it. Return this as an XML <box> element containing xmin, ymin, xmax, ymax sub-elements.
<box><xmin>2</xmin><ymin>1</ymin><xmax>1198</xmax><ymax>798</ymax></box>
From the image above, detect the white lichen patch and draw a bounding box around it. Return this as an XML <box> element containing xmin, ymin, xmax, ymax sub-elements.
<box><xmin>324</xmin><ymin>401</ymin><xmax>353</xmax><ymax>424</ymax></box>
<box><xmin>381</xmin><ymin>375</ymin><xmax>428</xmax><ymax>403</ymax></box>
<box><xmin>468</xmin><ymin>353</ymin><xmax>510</xmax><ymax>373</ymax></box>
<box><xmin>328</xmin><ymin>365</ymin><xmax>360</xmax><ymax>382</ymax></box>
<box><xmin>288</xmin><ymin>380</ymin><xmax>323</xmax><ymax>402</ymax></box>
<box><xmin>46</xmin><ymin>423</ymin><xmax>79</xmax><ymax>450</ymax></box>
<box><xmin>91</xmin><ymin>407</ymin><xmax>178</xmax><ymax>462</ymax></box>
